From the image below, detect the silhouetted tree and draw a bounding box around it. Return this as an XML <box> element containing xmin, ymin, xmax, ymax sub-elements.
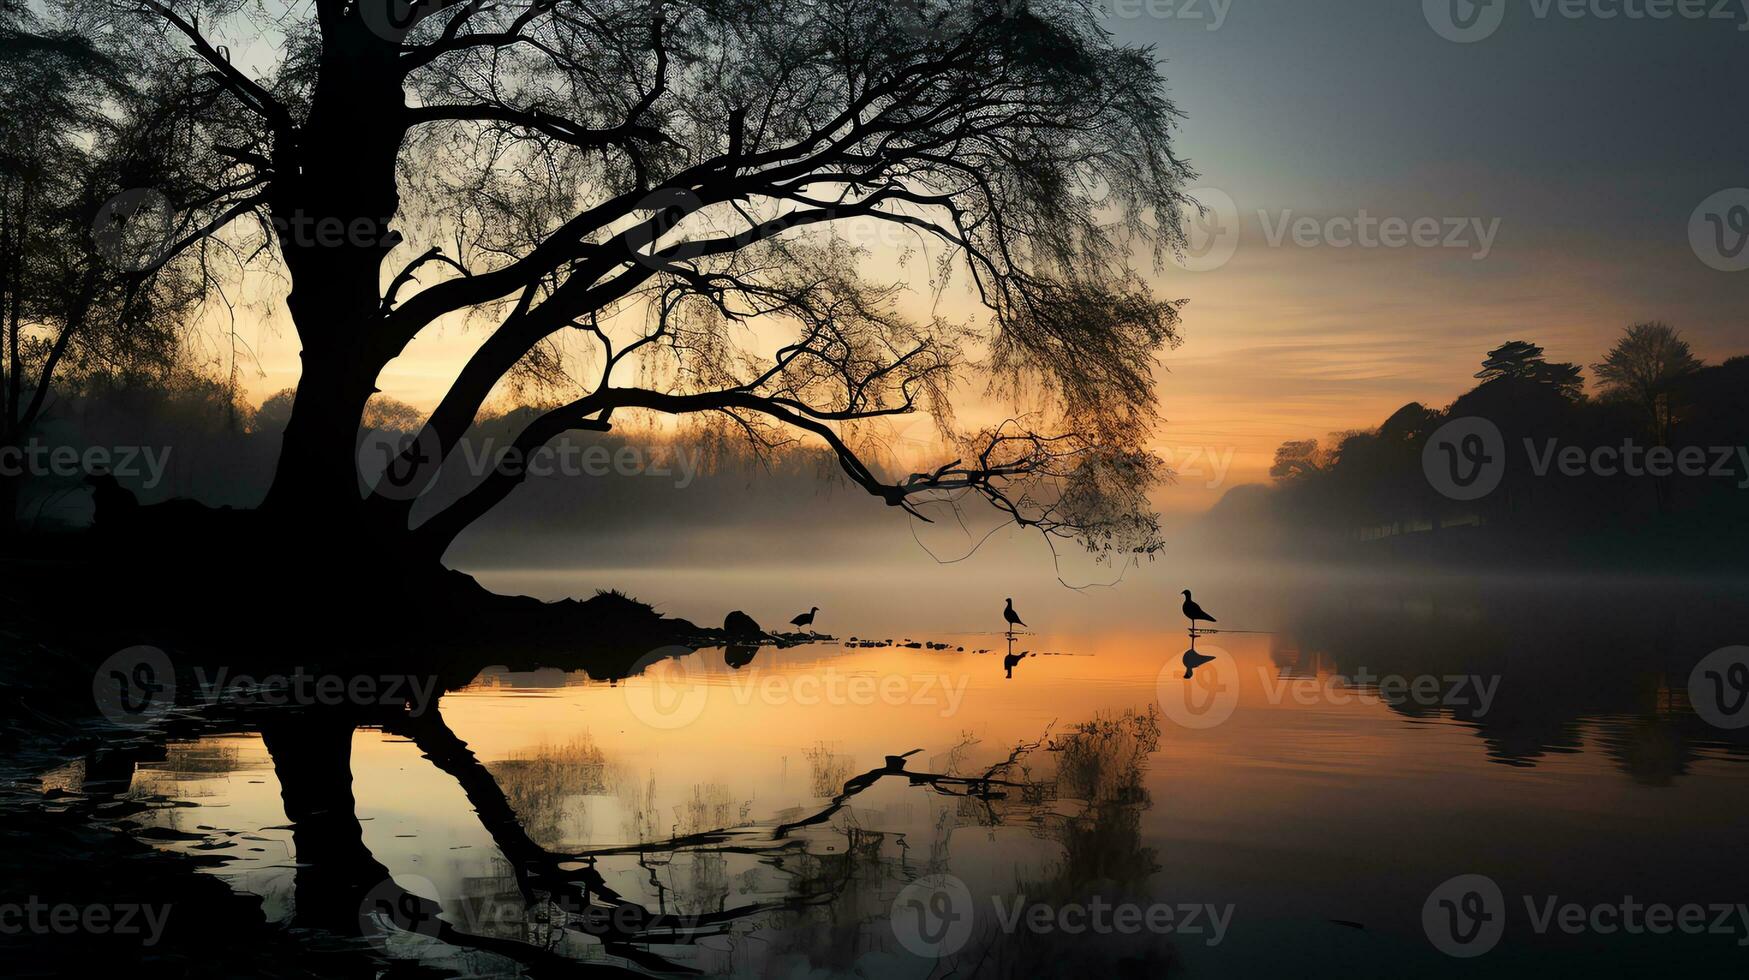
<box><xmin>1666</xmin><ymin>355</ymin><xmax>1749</xmax><ymax>529</ymax></box>
<box><xmin>1592</xmin><ymin>322</ymin><xmax>1704</xmax><ymax>515</ymax></box>
<box><xmin>1675</xmin><ymin>355</ymin><xmax>1749</xmax><ymax>443</ymax></box>
<box><xmin>101</xmin><ymin>0</ymin><xmax>1198</xmax><ymax>572</ymax></box>
<box><xmin>1377</xmin><ymin>401</ymin><xmax>1440</xmax><ymax>444</ymax></box>
<box><xmin>1257</xmin><ymin>334</ymin><xmax>1749</xmax><ymax>564</ymax></box>
<box><xmin>1375</xmin><ymin>401</ymin><xmax>1444</xmax><ymax>531</ymax></box>
<box><xmin>1451</xmin><ymin>343</ymin><xmax>1578</xmax><ymax>522</ymax></box>
<box><xmin>0</xmin><ymin>2</ymin><xmax>225</xmax><ymax>531</ymax></box>
<box><xmin>1268</xmin><ymin>438</ymin><xmax>1324</xmax><ymax>484</ymax></box>
<box><xmin>253</xmin><ymin>386</ymin><xmax>423</xmax><ymax>435</ymax></box>
<box><xmin>1474</xmin><ymin>339</ymin><xmax>1583</xmax><ymax>399</ymax></box>
<box><xmin>1592</xmin><ymin>321</ymin><xmax>1702</xmax><ymax>444</ymax></box>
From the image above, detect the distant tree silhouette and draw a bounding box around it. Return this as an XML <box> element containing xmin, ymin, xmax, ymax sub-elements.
<box><xmin>0</xmin><ymin>3</ymin><xmax>220</xmax><ymax>531</ymax></box>
<box><xmin>1592</xmin><ymin>322</ymin><xmax>1704</xmax><ymax>515</ymax></box>
<box><xmin>97</xmin><ymin>0</ymin><xmax>1199</xmax><ymax>572</ymax></box>
<box><xmin>1375</xmin><ymin>402</ymin><xmax>1443</xmax><ymax>532</ymax></box>
<box><xmin>1592</xmin><ymin>321</ymin><xmax>1702</xmax><ymax>444</ymax></box>
<box><xmin>1675</xmin><ymin>355</ymin><xmax>1749</xmax><ymax>442</ymax></box>
<box><xmin>1474</xmin><ymin>340</ymin><xmax>1584</xmax><ymax>400</ymax></box>
<box><xmin>1664</xmin><ymin>355</ymin><xmax>1749</xmax><ymax>526</ymax></box>
<box><xmin>247</xmin><ymin>388</ymin><xmax>297</xmax><ymax>435</ymax></box>
<box><xmin>1268</xmin><ymin>439</ymin><xmax>1324</xmax><ymax>484</ymax></box>
<box><xmin>253</xmin><ymin>387</ymin><xmax>424</xmax><ymax>436</ymax></box>
<box><xmin>1257</xmin><ymin>335</ymin><xmax>1749</xmax><ymax>564</ymax></box>
<box><xmin>1377</xmin><ymin>402</ymin><xmax>1440</xmax><ymax>445</ymax></box>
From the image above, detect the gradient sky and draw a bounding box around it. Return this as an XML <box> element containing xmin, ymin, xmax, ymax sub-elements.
<box><xmin>234</xmin><ymin>0</ymin><xmax>1749</xmax><ymax>513</ymax></box>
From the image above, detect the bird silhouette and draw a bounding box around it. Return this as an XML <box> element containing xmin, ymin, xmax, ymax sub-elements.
<box><xmin>790</xmin><ymin>607</ymin><xmax>819</xmax><ymax>632</ymax></box>
<box><xmin>1003</xmin><ymin>598</ymin><xmax>1026</xmax><ymax>631</ymax></box>
<box><xmin>1181</xmin><ymin>590</ymin><xmax>1217</xmax><ymax>628</ymax></box>
<box><xmin>1181</xmin><ymin>648</ymin><xmax>1216</xmax><ymax>679</ymax></box>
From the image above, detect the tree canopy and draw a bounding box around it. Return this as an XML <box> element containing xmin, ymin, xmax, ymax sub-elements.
<box><xmin>85</xmin><ymin>0</ymin><xmax>1199</xmax><ymax>565</ymax></box>
<box><xmin>1592</xmin><ymin>321</ymin><xmax>1703</xmax><ymax>441</ymax></box>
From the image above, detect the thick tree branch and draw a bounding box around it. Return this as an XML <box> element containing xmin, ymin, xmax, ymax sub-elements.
<box><xmin>139</xmin><ymin>0</ymin><xmax>293</xmax><ymax>128</ymax></box>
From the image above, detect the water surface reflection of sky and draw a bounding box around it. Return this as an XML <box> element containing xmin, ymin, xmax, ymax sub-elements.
<box><xmin>126</xmin><ymin>572</ymin><xmax>1749</xmax><ymax>977</ymax></box>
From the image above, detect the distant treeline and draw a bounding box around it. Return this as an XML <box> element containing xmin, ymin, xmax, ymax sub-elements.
<box><xmin>1207</xmin><ymin>325</ymin><xmax>1749</xmax><ymax>568</ymax></box>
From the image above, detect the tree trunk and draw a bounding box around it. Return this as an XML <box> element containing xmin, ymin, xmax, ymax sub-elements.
<box><xmin>259</xmin><ymin>715</ymin><xmax>391</xmax><ymax>933</ymax></box>
<box><xmin>260</xmin><ymin>350</ymin><xmax>382</xmax><ymax>525</ymax></box>
<box><xmin>257</xmin><ymin>24</ymin><xmax>408</xmax><ymax>540</ymax></box>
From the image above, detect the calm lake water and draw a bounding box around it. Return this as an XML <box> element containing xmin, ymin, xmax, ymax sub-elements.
<box><xmin>104</xmin><ymin>556</ymin><xmax>1749</xmax><ymax>976</ymax></box>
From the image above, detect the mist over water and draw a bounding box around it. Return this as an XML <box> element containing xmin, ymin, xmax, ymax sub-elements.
<box><xmin>94</xmin><ymin>522</ymin><xmax>1745</xmax><ymax>976</ymax></box>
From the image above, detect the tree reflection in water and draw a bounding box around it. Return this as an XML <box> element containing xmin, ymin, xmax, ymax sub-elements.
<box><xmin>245</xmin><ymin>698</ymin><xmax>1169</xmax><ymax>978</ymax></box>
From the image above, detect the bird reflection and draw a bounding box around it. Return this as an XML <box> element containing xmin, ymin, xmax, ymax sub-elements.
<box><xmin>1181</xmin><ymin>648</ymin><xmax>1216</xmax><ymax>679</ymax></box>
<box><xmin>1003</xmin><ymin>627</ymin><xmax>1028</xmax><ymax>678</ymax></box>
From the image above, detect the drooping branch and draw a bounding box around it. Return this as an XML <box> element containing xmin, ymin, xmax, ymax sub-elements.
<box><xmin>408</xmin><ymin>382</ymin><xmax>1131</xmax><ymax>563</ymax></box>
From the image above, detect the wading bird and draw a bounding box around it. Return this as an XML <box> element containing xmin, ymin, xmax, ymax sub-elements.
<box><xmin>1004</xmin><ymin>598</ymin><xmax>1026</xmax><ymax>633</ymax></box>
<box><xmin>1181</xmin><ymin>590</ymin><xmax>1217</xmax><ymax>630</ymax></box>
<box><xmin>790</xmin><ymin>607</ymin><xmax>819</xmax><ymax>633</ymax></box>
